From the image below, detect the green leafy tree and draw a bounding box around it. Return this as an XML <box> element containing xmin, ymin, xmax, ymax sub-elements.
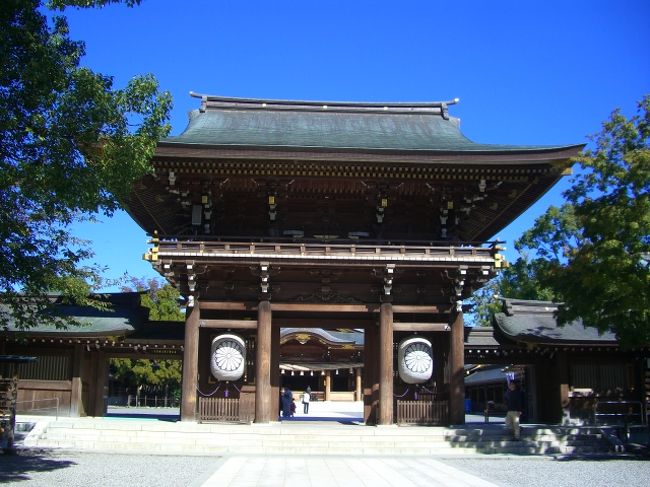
<box><xmin>110</xmin><ymin>358</ymin><xmax>182</xmax><ymax>402</ymax></box>
<box><xmin>468</xmin><ymin>257</ymin><xmax>555</xmax><ymax>327</ymax></box>
<box><xmin>122</xmin><ymin>276</ymin><xmax>184</xmax><ymax>321</ymax></box>
<box><xmin>0</xmin><ymin>0</ymin><xmax>171</xmax><ymax>330</ymax></box>
<box><xmin>110</xmin><ymin>277</ymin><xmax>184</xmax><ymax>399</ymax></box>
<box><xmin>515</xmin><ymin>96</ymin><xmax>650</xmax><ymax>346</ymax></box>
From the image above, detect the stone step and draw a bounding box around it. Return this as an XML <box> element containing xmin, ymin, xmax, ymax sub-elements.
<box><xmin>29</xmin><ymin>420</ymin><xmax>613</xmax><ymax>456</ymax></box>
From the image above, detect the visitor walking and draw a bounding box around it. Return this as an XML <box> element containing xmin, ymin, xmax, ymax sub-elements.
<box><xmin>504</xmin><ymin>381</ymin><xmax>525</xmax><ymax>440</ymax></box>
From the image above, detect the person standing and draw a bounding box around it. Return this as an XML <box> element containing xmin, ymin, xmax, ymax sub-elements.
<box><xmin>504</xmin><ymin>381</ymin><xmax>525</xmax><ymax>440</ymax></box>
<box><xmin>281</xmin><ymin>387</ymin><xmax>293</xmax><ymax>418</ymax></box>
<box><xmin>302</xmin><ymin>387</ymin><xmax>311</xmax><ymax>414</ymax></box>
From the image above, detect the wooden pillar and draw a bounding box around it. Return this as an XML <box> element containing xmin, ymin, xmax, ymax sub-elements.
<box><xmin>449</xmin><ymin>310</ymin><xmax>465</xmax><ymax>425</ymax></box>
<box><xmin>92</xmin><ymin>351</ymin><xmax>107</xmax><ymax>417</ymax></box>
<box><xmin>181</xmin><ymin>302</ymin><xmax>200</xmax><ymax>421</ymax></box>
<box><xmin>557</xmin><ymin>351</ymin><xmax>570</xmax><ymax>423</ymax></box>
<box><xmin>255</xmin><ymin>300</ymin><xmax>272</xmax><ymax>423</ymax></box>
<box><xmin>379</xmin><ymin>302</ymin><xmax>394</xmax><ymax>425</ymax></box>
<box><xmin>324</xmin><ymin>370</ymin><xmax>331</xmax><ymax>401</ymax></box>
<box><xmin>271</xmin><ymin>324</ymin><xmax>280</xmax><ymax>419</ymax></box>
<box><xmin>70</xmin><ymin>345</ymin><xmax>84</xmax><ymax>417</ymax></box>
<box><xmin>355</xmin><ymin>367</ymin><xmax>362</xmax><ymax>402</ymax></box>
<box><xmin>363</xmin><ymin>323</ymin><xmax>379</xmax><ymax>424</ymax></box>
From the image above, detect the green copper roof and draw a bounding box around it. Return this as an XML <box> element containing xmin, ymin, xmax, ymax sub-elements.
<box><xmin>1</xmin><ymin>293</ymin><xmax>146</xmax><ymax>336</ymax></box>
<box><xmin>160</xmin><ymin>94</ymin><xmax>582</xmax><ymax>154</ymax></box>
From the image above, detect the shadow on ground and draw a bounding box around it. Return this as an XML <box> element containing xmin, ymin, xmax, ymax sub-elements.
<box><xmin>280</xmin><ymin>416</ymin><xmax>364</xmax><ymax>425</ymax></box>
<box><xmin>105</xmin><ymin>412</ymin><xmax>180</xmax><ymax>422</ymax></box>
<box><xmin>0</xmin><ymin>450</ymin><xmax>77</xmax><ymax>483</ymax></box>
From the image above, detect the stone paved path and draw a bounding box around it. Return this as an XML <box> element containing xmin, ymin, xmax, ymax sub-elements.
<box><xmin>199</xmin><ymin>456</ymin><xmax>498</xmax><ymax>487</ymax></box>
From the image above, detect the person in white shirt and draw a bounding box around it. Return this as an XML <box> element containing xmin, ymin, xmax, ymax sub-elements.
<box><xmin>302</xmin><ymin>387</ymin><xmax>311</xmax><ymax>414</ymax></box>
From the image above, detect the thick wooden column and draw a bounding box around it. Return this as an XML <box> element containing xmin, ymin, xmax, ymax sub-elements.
<box><xmin>379</xmin><ymin>302</ymin><xmax>394</xmax><ymax>425</ymax></box>
<box><xmin>363</xmin><ymin>323</ymin><xmax>379</xmax><ymax>424</ymax></box>
<box><xmin>324</xmin><ymin>370</ymin><xmax>331</xmax><ymax>401</ymax></box>
<box><xmin>556</xmin><ymin>351</ymin><xmax>569</xmax><ymax>423</ymax></box>
<box><xmin>181</xmin><ymin>302</ymin><xmax>200</xmax><ymax>421</ymax></box>
<box><xmin>255</xmin><ymin>300</ymin><xmax>272</xmax><ymax>423</ymax></box>
<box><xmin>271</xmin><ymin>324</ymin><xmax>280</xmax><ymax>419</ymax></box>
<box><xmin>355</xmin><ymin>367</ymin><xmax>362</xmax><ymax>401</ymax></box>
<box><xmin>92</xmin><ymin>351</ymin><xmax>107</xmax><ymax>417</ymax></box>
<box><xmin>70</xmin><ymin>345</ymin><xmax>84</xmax><ymax>417</ymax></box>
<box><xmin>449</xmin><ymin>310</ymin><xmax>465</xmax><ymax>425</ymax></box>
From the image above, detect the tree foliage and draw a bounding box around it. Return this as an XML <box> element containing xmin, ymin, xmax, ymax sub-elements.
<box><xmin>122</xmin><ymin>276</ymin><xmax>184</xmax><ymax>322</ymax></box>
<box><xmin>110</xmin><ymin>358</ymin><xmax>182</xmax><ymax>396</ymax></box>
<box><xmin>110</xmin><ymin>277</ymin><xmax>184</xmax><ymax>395</ymax></box>
<box><xmin>515</xmin><ymin>96</ymin><xmax>650</xmax><ymax>346</ymax></box>
<box><xmin>468</xmin><ymin>257</ymin><xmax>555</xmax><ymax>327</ymax></box>
<box><xmin>0</xmin><ymin>0</ymin><xmax>171</xmax><ymax>329</ymax></box>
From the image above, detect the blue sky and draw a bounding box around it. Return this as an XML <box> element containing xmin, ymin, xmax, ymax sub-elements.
<box><xmin>62</xmin><ymin>0</ymin><xmax>650</xmax><ymax>289</ymax></box>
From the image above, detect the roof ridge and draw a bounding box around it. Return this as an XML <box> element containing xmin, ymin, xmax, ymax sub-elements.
<box><xmin>189</xmin><ymin>92</ymin><xmax>459</xmax><ymax>118</ymax></box>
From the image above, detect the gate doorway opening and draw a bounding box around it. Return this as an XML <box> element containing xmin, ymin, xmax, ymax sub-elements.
<box><xmin>277</xmin><ymin>327</ymin><xmax>364</xmax><ymax>423</ymax></box>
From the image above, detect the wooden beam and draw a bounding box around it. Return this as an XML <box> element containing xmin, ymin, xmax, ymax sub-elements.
<box><xmin>92</xmin><ymin>351</ymin><xmax>107</xmax><ymax>417</ymax></box>
<box><xmin>254</xmin><ymin>300</ymin><xmax>272</xmax><ymax>423</ymax></box>
<box><xmin>393</xmin><ymin>322</ymin><xmax>450</xmax><ymax>332</ymax></box>
<box><xmin>272</xmin><ymin>318</ymin><xmax>374</xmax><ymax>328</ymax></box>
<box><xmin>378</xmin><ymin>302</ymin><xmax>394</xmax><ymax>425</ymax></box>
<box><xmin>199</xmin><ymin>301</ymin><xmax>258</xmax><ymax>311</ymax></box>
<box><xmin>355</xmin><ymin>367</ymin><xmax>362</xmax><ymax>402</ymax></box>
<box><xmin>324</xmin><ymin>370</ymin><xmax>331</xmax><ymax>401</ymax></box>
<box><xmin>271</xmin><ymin>303</ymin><xmax>379</xmax><ymax>313</ymax></box>
<box><xmin>70</xmin><ymin>345</ymin><xmax>83</xmax><ymax>417</ymax></box>
<box><xmin>199</xmin><ymin>301</ymin><xmax>447</xmax><ymax>315</ymax></box>
<box><xmin>181</xmin><ymin>303</ymin><xmax>200</xmax><ymax>422</ymax></box>
<box><xmin>449</xmin><ymin>311</ymin><xmax>465</xmax><ymax>425</ymax></box>
<box><xmin>363</xmin><ymin>323</ymin><xmax>379</xmax><ymax>425</ymax></box>
<box><xmin>271</xmin><ymin>325</ymin><xmax>280</xmax><ymax>419</ymax></box>
<box><xmin>392</xmin><ymin>305</ymin><xmax>446</xmax><ymax>314</ymax></box>
<box><xmin>199</xmin><ymin>319</ymin><xmax>257</xmax><ymax>329</ymax></box>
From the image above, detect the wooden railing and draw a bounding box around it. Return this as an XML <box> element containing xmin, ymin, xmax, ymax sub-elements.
<box><xmin>149</xmin><ymin>239</ymin><xmax>503</xmax><ymax>265</ymax></box>
<box><xmin>198</xmin><ymin>397</ymin><xmax>240</xmax><ymax>422</ymax></box>
<box><xmin>396</xmin><ymin>400</ymin><xmax>448</xmax><ymax>425</ymax></box>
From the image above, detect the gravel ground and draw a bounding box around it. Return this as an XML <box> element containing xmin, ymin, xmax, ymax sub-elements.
<box><xmin>2</xmin><ymin>449</ymin><xmax>649</xmax><ymax>487</ymax></box>
<box><xmin>441</xmin><ymin>456</ymin><xmax>650</xmax><ymax>487</ymax></box>
<box><xmin>0</xmin><ymin>449</ymin><xmax>221</xmax><ymax>487</ymax></box>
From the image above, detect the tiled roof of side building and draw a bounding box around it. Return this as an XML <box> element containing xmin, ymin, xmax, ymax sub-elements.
<box><xmin>492</xmin><ymin>298</ymin><xmax>618</xmax><ymax>344</ymax></box>
<box><xmin>159</xmin><ymin>93</ymin><xmax>584</xmax><ymax>155</ymax></box>
<box><xmin>1</xmin><ymin>292</ymin><xmax>147</xmax><ymax>337</ymax></box>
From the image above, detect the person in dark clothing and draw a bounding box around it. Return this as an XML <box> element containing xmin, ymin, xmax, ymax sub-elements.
<box><xmin>281</xmin><ymin>387</ymin><xmax>293</xmax><ymax>418</ymax></box>
<box><xmin>504</xmin><ymin>381</ymin><xmax>525</xmax><ymax>440</ymax></box>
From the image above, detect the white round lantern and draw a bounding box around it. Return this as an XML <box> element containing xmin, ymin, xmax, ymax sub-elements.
<box><xmin>210</xmin><ymin>334</ymin><xmax>246</xmax><ymax>381</ymax></box>
<box><xmin>398</xmin><ymin>336</ymin><xmax>433</xmax><ymax>384</ymax></box>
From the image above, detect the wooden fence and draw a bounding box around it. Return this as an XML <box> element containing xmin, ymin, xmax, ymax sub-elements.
<box><xmin>198</xmin><ymin>397</ymin><xmax>240</xmax><ymax>422</ymax></box>
<box><xmin>396</xmin><ymin>400</ymin><xmax>448</xmax><ymax>425</ymax></box>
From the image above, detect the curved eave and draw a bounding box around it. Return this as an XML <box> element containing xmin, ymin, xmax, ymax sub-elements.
<box><xmin>156</xmin><ymin>139</ymin><xmax>585</xmax><ymax>158</ymax></box>
<box><xmin>2</xmin><ymin>329</ymin><xmax>133</xmax><ymax>338</ymax></box>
